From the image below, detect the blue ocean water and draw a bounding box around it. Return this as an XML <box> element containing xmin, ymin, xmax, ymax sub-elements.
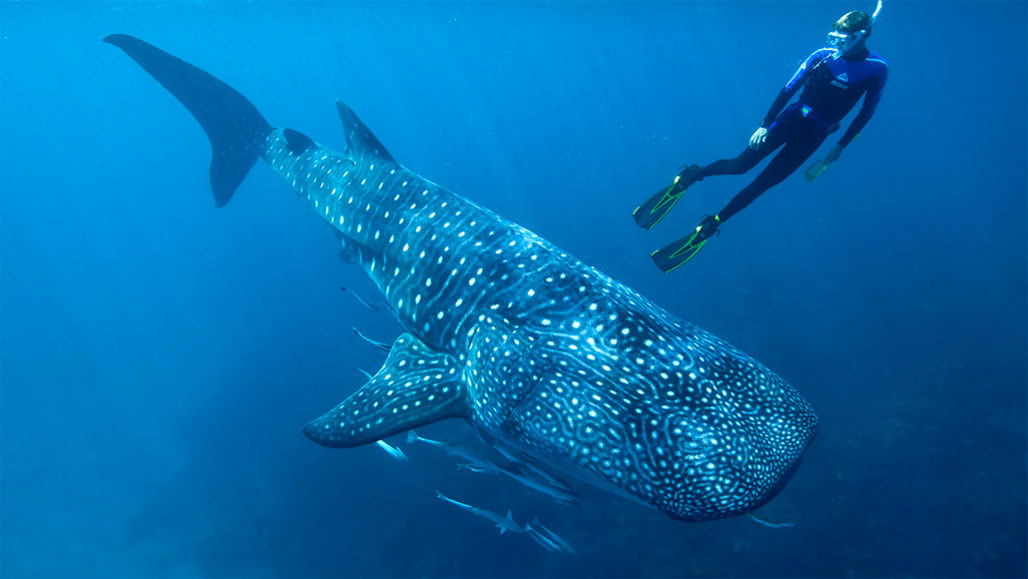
<box><xmin>2</xmin><ymin>1</ymin><xmax>1025</xmax><ymax>577</ymax></box>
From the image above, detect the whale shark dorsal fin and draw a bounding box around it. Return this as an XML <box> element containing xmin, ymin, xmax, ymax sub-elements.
<box><xmin>302</xmin><ymin>333</ymin><xmax>468</xmax><ymax>447</ymax></box>
<box><xmin>335</xmin><ymin>100</ymin><xmax>397</xmax><ymax>167</ymax></box>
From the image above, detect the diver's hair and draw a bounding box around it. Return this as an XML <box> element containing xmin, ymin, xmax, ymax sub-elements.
<box><xmin>835</xmin><ymin>10</ymin><xmax>872</xmax><ymax>37</ymax></box>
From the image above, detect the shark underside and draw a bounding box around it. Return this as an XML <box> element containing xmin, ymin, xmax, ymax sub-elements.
<box><xmin>105</xmin><ymin>34</ymin><xmax>818</xmax><ymax>522</ymax></box>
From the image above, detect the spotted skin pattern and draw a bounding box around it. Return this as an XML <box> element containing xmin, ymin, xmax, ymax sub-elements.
<box><xmin>266</xmin><ymin>112</ymin><xmax>818</xmax><ymax>521</ymax></box>
<box><xmin>108</xmin><ymin>36</ymin><xmax>818</xmax><ymax>522</ymax></box>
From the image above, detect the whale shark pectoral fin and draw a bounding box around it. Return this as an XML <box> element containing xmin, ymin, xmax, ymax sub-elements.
<box><xmin>335</xmin><ymin>101</ymin><xmax>397</xmax><ymax>167</ymax></box>
<box><xmin>302</xmin><ymin>333</ymin><xmax>468</xmax><ymax>448</ymax></box>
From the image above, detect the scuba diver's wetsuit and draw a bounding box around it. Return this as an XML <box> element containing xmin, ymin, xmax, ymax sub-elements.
<box><xmin>703</xmin><ymin>46</ymin><xmax>888</xmax><ymax>221</ymax></box>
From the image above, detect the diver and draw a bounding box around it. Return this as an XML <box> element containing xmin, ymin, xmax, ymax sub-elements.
<box><xmin>634</xmin><ymin>5</ymin><xmax>888</xmax><ymax>273</ymax></box>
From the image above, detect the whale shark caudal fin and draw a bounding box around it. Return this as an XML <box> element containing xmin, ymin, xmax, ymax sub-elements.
<box><xmin>302</xmin><ymin>334</ymin><xmax>470</xmax><ymax>448</ymax></box>
<box><xmin>104</xmin><ymin>34</ymin><xmax>273</xmax><ymax>207</ymax></box>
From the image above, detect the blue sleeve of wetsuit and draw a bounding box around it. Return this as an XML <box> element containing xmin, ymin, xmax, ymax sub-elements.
<box><xmin>761</xmin><ymin>49</ymin><xmax>832</xmax><ymax>127</ymax></box>
<box><xmin>839</xmin><ymin>63</ymin><xmax>888</xmax><ymax>147</ymax></box>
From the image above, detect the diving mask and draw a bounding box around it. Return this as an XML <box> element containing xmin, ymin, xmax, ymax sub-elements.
<box><xmin>826</xmin><ymin>29</ymin><xmax>864</xmax><ymax>55</ymax></box>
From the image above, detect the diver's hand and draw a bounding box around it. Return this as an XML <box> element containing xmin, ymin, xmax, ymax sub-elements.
<box><xmin>824</xmin><ymin>144</ymin><xmax>843</xmax><ymax>164</ymax></box>
<box><xmin>749</xmin><ymin>127</ymin><xmax>768</xmax><ymax>151</ymax></box>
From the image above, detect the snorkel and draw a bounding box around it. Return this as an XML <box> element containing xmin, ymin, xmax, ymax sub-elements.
<box><xmin>828</xmin><ymin>0</ymin><xmax>882</xmax><ymax>57</ymax></box>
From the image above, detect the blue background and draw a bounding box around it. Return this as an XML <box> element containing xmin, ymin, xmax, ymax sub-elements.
<box><xmin>2</xmin><ymin>1</ymin><xmax>1025</xmax><ymax>577</ymax></box>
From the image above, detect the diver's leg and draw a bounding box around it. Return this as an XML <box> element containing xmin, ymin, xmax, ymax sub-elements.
<box><xmin>699</xmin><ymin>114</ymin><xmax>793</xmax><ymax>178</ymax></box>
<box><xmin>700</xmin><ymin>145</ymin><xmax>769</xmax><ymax>177</ymax></box>
<box><xmin>649</xmin><ymin>113</ymin><xmax>820</xmax><ymax>272</ymax></box>
<box><xmin>637</xmin><ymin>109</ymin><xmax>791</xmax><ymax>231</ymax></box>
<box><xmin>717</xmin><ymin>132</ymin><xmax>826</xmax><ymax>222</ymax></box>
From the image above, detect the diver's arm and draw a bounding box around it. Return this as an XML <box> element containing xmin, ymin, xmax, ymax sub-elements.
<box><xmin>760</xmin><ymin>88</ymin><xmax>793</xmax><ymax>129</ymax></box>
<box><xmin>837</xmin><ymin>66</ymin><xmax>888</xmax><ymax>148</ymax></box>
<box><xmin>752</xmin><ymin>89</ymin><xmax>792</xmax><ymax>150</ymax></box>
<box><xmin>836</xmin><ymin>94</ymin><xmax>876</xmax><ymax>148</ymax></box>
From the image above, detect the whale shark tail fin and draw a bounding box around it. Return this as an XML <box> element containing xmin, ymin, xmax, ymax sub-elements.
<box><xmin>335</xmin><ymin>101</ymin><xmax>398</xmax><ymax>168</ymax></box>
<box><xmin>104</xmin><ymin>34</ymin><xmax>273</xmax><ymax>207</ymax></box>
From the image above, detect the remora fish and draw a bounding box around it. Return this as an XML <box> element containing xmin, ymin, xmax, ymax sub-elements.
<box><xmin>106</xmin><ymin>35</ymin><xmax>818</xmax><ymax>522</ymax></box>
<box><xmin>525</xmin><ymin>516</ymin><xmax>576</xmax><ymax>554</ymax></box>
<box><xmin>409</xmin><ymin>430</ymin><xmax>581</xmax><ymax>505</ymax></box>
<box><xmin>435</xmin><ymin>491</ymin><xmax>523</xmax><ymax>534</ymax></box>
<box><xmin>374</xmin><ymin>440</ymin><xmax>410</xmax><ymax>463</ymax></box>
<box><xmin>458</xmin><ymin>458</ymin><xmax>581</xmax><ymax>506</ymax></box>
<box><xmin>407</xmin><ymin>429</ymin><xmax>486</xmax><ymax>464</ymax></box>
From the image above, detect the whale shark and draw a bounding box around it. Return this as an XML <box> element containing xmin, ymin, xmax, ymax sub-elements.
<box><xmin>105</xmin><ymin>34</ymin><xmax>818</xmax><ymax>522</ymax></box>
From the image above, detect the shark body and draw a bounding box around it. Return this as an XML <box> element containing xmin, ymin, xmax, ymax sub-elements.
<box><xmin>106</xmin><ymin>35</ymin><xmax>818</xmax><ymax>521</ymax></box>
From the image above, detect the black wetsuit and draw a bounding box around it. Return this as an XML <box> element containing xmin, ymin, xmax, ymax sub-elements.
<box><xmin>701</xmin><ymin>46</ymin><xmax>888</xmax><ymax>221</ymax></box>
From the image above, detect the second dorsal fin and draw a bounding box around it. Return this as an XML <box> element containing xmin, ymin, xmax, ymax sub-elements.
<box><xmin>335</xmin><ymin>100</ymin><xmax>396</xmax><ymax>166</ymax></box>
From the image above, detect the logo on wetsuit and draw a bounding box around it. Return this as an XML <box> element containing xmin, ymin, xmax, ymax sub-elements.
<box><xmin>831</xmin><ymin>72</ymin><xmax>850</xmax><ymax>89</ymax></box>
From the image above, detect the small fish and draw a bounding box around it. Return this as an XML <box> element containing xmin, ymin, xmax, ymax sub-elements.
<box><xmin>352</xmin><ymin>366</ymin><xmax>375</xmax><ymax>381</ymax></box>
<box><xmin>407</xmin><ymin>430</ymin><xmax>491</xmax><ymax>465</ymax></box>
<box><xmin>499</xmin><ymin>461</ymin><xmax>581</xmax><ymax>506</ymax></box>
<box><xmin>340</xmin><ymin>285</ymin><xmax>381</xmax><ymax>311</ymax></box>
<box><xmin>375</xmin><ymin>439</ymin><xmax>410</xmax><ymax>463</ymax></box>
<box><xmin>746</xmin><ymin>512</ymin><xmax>795</xmax><ymax>528</ymax></box>
<box><xmin>525</xmin><ymin>516</ymin><xmax>576</xmax><ymax>554</ymax></box>
<box><xmin>435</xmin><ymin>491</ymin><xmax>523</xmax><ymax>534</ymax></box>
<box><xmin>493</xmin><ymin>445</ymin><xmax>563</xmax><ymax>484</ymax></box>
<box><xmin>352</xmin><ymin>327</ymin><xmax>392</xmax><ymax>353</ymax></box>
<box><xmin>414</xmin><ymin>431</ymin><xmax>580</xmax><ymax>505</ymax></box>
<box><xmin>455</xmin><ymin>459</ymin><xmax>498</xmax><ymax>474</ymax></box>
<box><xmin>493</xmin><ymin>444</ymin><xmax>581</xmax><ymax>494</ymax></box>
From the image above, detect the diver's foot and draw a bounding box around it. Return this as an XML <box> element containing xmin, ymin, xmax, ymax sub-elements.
<box><xmin>632</xmin><ymin>164</ymin><xmax>704</xmax><ymax>230</ymax></box>
<box><xmin>694</xmin><ymin>214</ymin><xmax>721</xmax><ymax>241</ymax></box>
